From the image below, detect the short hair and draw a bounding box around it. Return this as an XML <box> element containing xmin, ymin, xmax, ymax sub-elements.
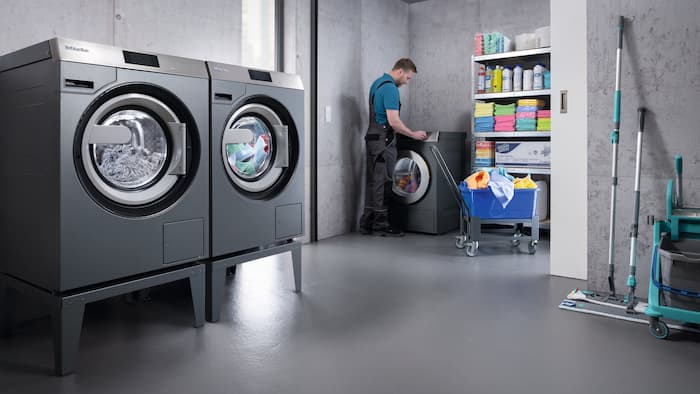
<box><xmin>392</xmin><ymin>58</ymin><xmax>417</xmax><ymax>73</ymax></box>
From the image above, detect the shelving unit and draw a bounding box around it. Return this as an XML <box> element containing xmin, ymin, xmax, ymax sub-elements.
<box><xmin>471</xmin><ymin>46</ymin><xmax>552</xmax><ymax>229</ymax></box>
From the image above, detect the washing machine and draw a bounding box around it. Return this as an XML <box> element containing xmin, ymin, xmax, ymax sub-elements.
<box><xmin>0</xmin><ymin>38</ymin><xmax>210</xmax><ymax>374</ymax></box>
<box><xmin>205</xmin><ymin>62</ymin><xmax>304</xmax><ymax>321</ymax></box>
<box><xmin>0</xmin><ymin>37</ymin><xmax>210</xmax><ymax>292</ymax></box>
<box><xmin>389</xmin><ymin>131</ymin><xmax>466</xmax><ymax>234</ymax></box>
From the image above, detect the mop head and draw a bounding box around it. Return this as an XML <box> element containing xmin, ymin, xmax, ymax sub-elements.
<box><xmin>566</xmin><ymin>288</ymin><xmax>648</xmax><ymax>313</ymax></box>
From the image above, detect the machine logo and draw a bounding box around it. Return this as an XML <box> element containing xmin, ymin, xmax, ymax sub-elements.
<box><xmin>212</xmin><ymin>66</ymin><xmax>229</xmax><ymax>73</ymax></box>
<box><xmin>64</xmin><ymin>45</ymin><xmax>89</xmax><ymax>53</ymax></box>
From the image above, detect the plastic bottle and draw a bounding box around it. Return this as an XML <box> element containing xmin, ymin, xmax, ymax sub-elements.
<box><xmin>477</xmin><ymin>64</ymin><xmax>486</xmax><ymax>93</ymax></box>
<box><xmin>543</xmin><ymin>69</ymin><xmax>551</xmax><ymax>89</ymax></box>
<box><xmin>492</xmin><ymin>66</ymin><xmax>502</xmax><ymax>93</ymax></box>
<box><xmin>533</xmin><ymin>63</ymin><xmax>544</xmax><ymax>90</ymax></box>
<box><xmin>502</xmin><ymin>66</ymin><xmax>513</xmax><ymax>92</ymax></box>
<box><xmin>523</xmin><ymin>69</ymin><xmax>534</xmax><ymax>91</ymax></box>
<box><xmin>513</xmin><ymin>65</ymin><xmax>523</xmax><ymax>91</ymax></box>
<box><xmin>485</xmin><ymin>66</ymin><xmax>493</xmax><ymax>93</ymax></box>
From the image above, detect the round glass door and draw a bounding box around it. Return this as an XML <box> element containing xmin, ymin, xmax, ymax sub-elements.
<box><xmin>225</xmin><ymin>116</ymin><xmax>274</xmax><ymax>180</ymax></box>
<box><xmin>222</xmin><ymin>103</ymin><xmax>290</xmax><ymax>194</ymax></box>
<box><xmin>392</xmin><ymin>150</ymin><xmax>430</xmax><ymax>205</ymax></box>
<box><xmin>80</xmin><ymin>93</ymin><xmax>188</xmax><ymax>206</ymax></box>
<box><xmin>93</xmin><ymin>109</ymin><xmax>168</xmax><ymax>190</ymax></box>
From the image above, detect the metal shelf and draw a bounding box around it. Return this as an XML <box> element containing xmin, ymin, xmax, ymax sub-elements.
<box><xmin>473</xmin><ymin>132</ymin><xmax>550</xmax><ymax>138</ymax></box>
<box><xmin>473</xmin><ymin>47</ymin><xmax>551</xmax><ymax>62</ymax></box>
<box><xmin>475</xmin><ymin>89</ymin><xmax>551</xmax><ymax>100</ymax></box>
<box><xmin>474</xmin><ymin>166</ymin><xmax>551</xmax><ymax>175</ymax></box>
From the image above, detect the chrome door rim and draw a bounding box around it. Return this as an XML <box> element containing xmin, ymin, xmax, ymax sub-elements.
<box><xmin>81</xmin><ymin>93</ymin><xmax>183</xmax><ymax>206</ymax></box>
<box><xmin>392</xmin><ymin>149</ymin><xmax>430</xmax><ymax>205</ymax></box>
<box><xmin>222</xmin><ymin>103</ymin><xmax>284</xmax><ymax>193</ymax></box>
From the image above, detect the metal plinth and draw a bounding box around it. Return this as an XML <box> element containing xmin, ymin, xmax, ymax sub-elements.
<box><xmin>0</xmin><ymin>264</ymin><xmax>205</xmax><ymax>376</ymax></box>
<box><xmin>206</xmin><ymin>241</ymin><xmax>302</xmax><ymax>322</ymax></box>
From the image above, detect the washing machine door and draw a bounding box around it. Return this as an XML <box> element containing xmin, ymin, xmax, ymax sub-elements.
<box><xmin>76</xmin><ymin>87</ymin><xmax>199</xmax><ymax>216</ymax></box>
<box><xmin>221</xmin><ymin>101</ymin><xmax>296</xmax><ymax>198</ymax></box>
<box><xmin>392</xmin><ymin>150</ymin><xmax>430</xmax><ymax>205</ymax></box>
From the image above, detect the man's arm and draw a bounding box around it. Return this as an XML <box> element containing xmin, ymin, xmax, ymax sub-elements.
<box><xmin>387</xmin><ymin>110</ymin><xmax>427</xmax><ymax>140</ymax></box>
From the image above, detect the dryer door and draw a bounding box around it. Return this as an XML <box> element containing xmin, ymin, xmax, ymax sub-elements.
<box><xmin>392</xmin><ymin>150</ymin><xmax>430</xmax><ymax>205</ymax></box>
<box><xmin>76</xmin><ymin>86</ymin><xmax>200</xmax><ymax>216</ymax></box>
<box><xmin>221</xmin><ymin>100</ymin><xmax>297</xmax><ymax>198</ymax></box>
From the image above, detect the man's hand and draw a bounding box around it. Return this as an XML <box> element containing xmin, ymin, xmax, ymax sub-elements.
<box><xmin>412</xmin><ymin>130</ymin><xmax>428</xmax><ymax>140</ymax></box>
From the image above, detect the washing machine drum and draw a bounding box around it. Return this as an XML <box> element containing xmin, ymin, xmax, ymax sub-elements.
<box><xmin>75</xmin><ymin>85</ymin><xmax>199</xmax><ymax>216</ymax></box>
<box><xmin>392</xmin><ymin>150</ymin><xmax>430</xmax><ymax>205</ymax></box>
<box><xmin>221</xmin><ymin>100</ymin><xmax>298</xmax><ymax>198</ymax></box>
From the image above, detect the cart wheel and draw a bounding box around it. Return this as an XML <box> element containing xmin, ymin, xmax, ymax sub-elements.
<box><xmin>648</xmin><ymin>318</ymin><xmax>669</xmax><ymax>340</ymax></box>
<box><xmin>455</xmin><ymin>237</ymin><xmax>466</xmax><ymax>249</ymax></box>
<box><xmin>528</xmin><ymin>241</ymin><xmax>537</xmax><ymax>254</ymax></box>
<box><xmin>466</xmin><ymin>242</ymin><xmax>478</xmax><ymax>257</ymax></box>
<box><xmin>511</xmin><ymin>239</ymin><xmax>520</xmax><ymax>247</ymax></box>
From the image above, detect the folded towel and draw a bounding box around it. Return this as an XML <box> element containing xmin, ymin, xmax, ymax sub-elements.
<box><xmin>516</xmin><ymin>106</ymin><xmax>539</xmax><ymax>113</ymax></box>
<box><xmin>494</xmin><ymin>124</ymin><xmax>515</xmax><ymax>132</ymax></box>
<box><xmin>494</xmin><ymin>103</ymin><xmax>516</xmax><ymax>112</ymax></box>
<box><xmin>517</xmin><ymin>99</ymin><xmax>545</xmax><ymax>107</ymax></box>
<box><xmin>516</xmin><ymin>112</ymin><xmax>536</xmax><ymax>119</ymax></box>
<box><xmin>494</xmin><ymin>115</ymin><xmax>516</xmax><ymax>122</ymax></box>
<box><xmin>475</xmin><ymin>118</ymin><xmax>495</xmax><ymax>125</ymax></box>
<box><xmin>537</xmin><ymin>110</ymin><xmax>551</xmax><ymax>118</ymax></box>
<box><xmin>475</xmin><ymin>111</ymin><xmax>494</xmax><ymax>118</ymax></box>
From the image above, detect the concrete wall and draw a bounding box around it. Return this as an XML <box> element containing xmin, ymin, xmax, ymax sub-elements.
<box><xmin>587</xmin><ymin>1</ymin><xmax>700</xmax><ymax>294</ymax></box>
<box><xmin>0</xmin><ymin>0</ymin><xmax>243</xmax><ymax>63</ymax></box>
<box><xmin>316</xmin><ymin>0</ymin><xmax>409</xmax><ymax>239</ymax></box>
<box><xmin>408</xmin><ymin>0</ymin><xmax>550</xmax><ymax>130</ymax></box>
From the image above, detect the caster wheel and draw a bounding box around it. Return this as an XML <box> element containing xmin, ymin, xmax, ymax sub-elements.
<box><xmin>455</xmin><ymin>237</ymin><xmax>466</xmax><ymax>249</ymax></box>
<box><xmin>511</xmin><ymin>239</ymin><xmax>521</xmax><ymax>247</ymax></box>
<box><xmin>649</xmin><ymin>318</ymin><xmax>669</xmax><ymax>339</ymax></box>
<box><xmin>466</xmin><ymin>242</ymin><xmax>478</xmax><ymax>257</ymax></box>
<box><xmin>528</xmin><ymin>241</ymin><xmax>537</xmax><ymax>254</ymax></box>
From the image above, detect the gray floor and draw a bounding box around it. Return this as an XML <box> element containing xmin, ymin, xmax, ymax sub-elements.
<box><xmin>1</xmin><ymin>231</ymin><xmax>699</xmax><ymax>394</ymax></box>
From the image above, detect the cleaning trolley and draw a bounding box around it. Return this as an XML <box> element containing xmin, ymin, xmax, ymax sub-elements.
<box><xmin>430</xmin><ymin>145</ymin><xmax>539</xmax><ymax>257</ymax></box>
<box><xmin>646</xmin><ymin>156</ymin><xmax>700</xmax><ymax>339</ymax></box>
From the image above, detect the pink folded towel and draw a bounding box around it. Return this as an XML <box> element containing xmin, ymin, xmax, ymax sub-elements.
<box><xmin>516</xmin><ymin>112</ymin><xmax>536</xmax><ymax>119</ymax></box>
<box><xmin>494</xmin><ymin>115</ymin><xmax>516</xmax><ymax>122</ymax></box>
<box><xmin>494</xmin><ymin>124</ymin><xmax>515</xmax><ymax>132</ymax></box>
<box><xmin>537</xmin><ymin>110</ymin><xmax>551</xmax><ymax>118</ymax></box>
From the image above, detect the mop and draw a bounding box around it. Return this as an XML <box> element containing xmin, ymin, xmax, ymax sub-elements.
<box><xmin>607</xmin><ymin>15</ymin><xmax>625</xmax><ymax>299</ymax></box>
<box><xmin>625</xmin><ymin>108</ymin><xmax>646</xmax><ymax>312</ymax></box>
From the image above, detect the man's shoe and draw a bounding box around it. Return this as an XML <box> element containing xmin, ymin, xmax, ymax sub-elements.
<box><xmin>374</xmin><ymin>227</ymin><xmax>404</xmax><ymax>237</ymax></box>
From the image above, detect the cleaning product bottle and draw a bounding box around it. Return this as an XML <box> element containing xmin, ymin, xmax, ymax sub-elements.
<box><xmin>513</xmin><ymin>64</ymin><xmax>523</xmax><ymax>91</ymax></box>
<box><xmin>502</xmin><ymin>66</ymin><xmax>513</xmax><ymax>92</ymax></box>
<box><xmin>485</xmin><ymin>66</ymin><xmax>493</xmax><ymax>93</ymax></box>
<box><xmin>523</xmin><ymin>69</ymin><xmax>534</xmax><ymax>90</ymax></box>
<box><xmin>492</xmin><ymin>66</ymin><xmax>502</xmax><ymax>93</ymax></box>
<box><xmin>477</xmin><ymin>64</ymin><xmax>486</xmax><ymax>94</ymax></box>
<box><xmin>533</xmin><ymin>63</ymin><xmax>544</xmax><ymax>90</ymax></box>
<box><xmin>543</xmin><ymin>69</ymin><xmax>551</xmax><ymax>89</ymax></box>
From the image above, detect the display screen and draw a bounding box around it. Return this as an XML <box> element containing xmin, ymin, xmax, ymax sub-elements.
<box><xmin>248</xmin><ymin>69</ymin><xmax>272</xmax><ymax>82</ymax></box>
<box><xmin>123</xmin><ymin>51</ymin><xmax>160</xmax><ymax>67</ymax></box>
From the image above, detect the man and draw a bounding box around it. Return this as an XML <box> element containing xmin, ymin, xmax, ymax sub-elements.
<box><xmin>360</xmin><ymin>58</ymin><xmax>428</xmax><ymax>237</ymax></box>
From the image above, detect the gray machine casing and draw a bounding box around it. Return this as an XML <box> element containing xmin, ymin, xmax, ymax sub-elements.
<box><xmin>0</xmin><ymin>38</ymin><xmax>210</xmax><ymax>292</ymax></box>
<box><xmin>207</xmin><ymin>62</ymin><xmax>304</xmax><ymax>257</ymax></box>
<box><xmin>390</xmin><ymin>131</ymin><xmax>466</xmax><ymax>234</ymax></box>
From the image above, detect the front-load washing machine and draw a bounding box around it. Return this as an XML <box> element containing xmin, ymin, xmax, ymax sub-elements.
<box><xmin>205</xmin><ymin>62</ymin><xmax>304</xmax><ymax>322</ymax></box>
<box><xmin>0</xmin><ymin>38</ymin><xmax>209</xmax><ymax>375</ymax></box>
<box><xmin>389</xmin><ymin>131</ymin><xmax>466</xmax><ymax>234</ymax></box>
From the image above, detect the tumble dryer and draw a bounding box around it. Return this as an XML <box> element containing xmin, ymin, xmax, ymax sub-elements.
<box><xmin>205</xmin><ymin>62</ymin><xmax>304</xmax><ymax>322</ymax></box>
<box><xmin>0</xmin><ymin>38</ymin><xmax>208</xmax><ymax>374</ymax></box>
<box><xmin>389</xmin><ymin>131</ymin><xmax>466</xmax><ymax>234</ymax></box>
